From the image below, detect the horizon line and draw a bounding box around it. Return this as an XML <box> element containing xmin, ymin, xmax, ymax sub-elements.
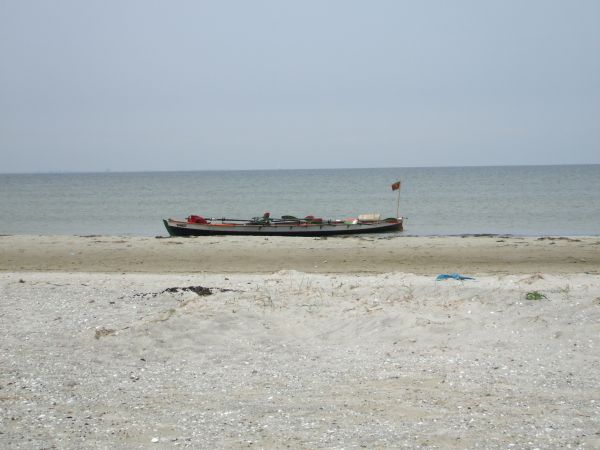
<box><xmin>1</xmin><ymin>162</ymin><xmax>599</xmax><ymax>176</ymax></box>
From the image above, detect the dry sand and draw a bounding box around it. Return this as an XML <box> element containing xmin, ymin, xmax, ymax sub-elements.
<box><xmin>1</xmin><ymin>235</ymin><xmax>600</xmax><ymax>448</ymax></box>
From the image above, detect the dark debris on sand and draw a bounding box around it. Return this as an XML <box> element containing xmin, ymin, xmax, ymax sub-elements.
<box><xmin>129</xmin><ymin>285</ymin><xmax>238</xmax><ymax>299</ymax></box>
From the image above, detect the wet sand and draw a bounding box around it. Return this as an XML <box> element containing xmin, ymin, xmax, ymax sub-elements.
<box><xmin>0</xmin><ymin>234</ymin><xmax>599</xmax><ymax>274</ymax></box>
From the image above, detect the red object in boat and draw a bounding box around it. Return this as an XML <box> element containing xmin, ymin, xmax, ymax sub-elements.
<box><xmin>304</xmin><ymin>215</ymin><xmax>323</xmax><ymax>223</ymax></box>
<box><xmin>187</xmin><ymin>215</ymin><xmax>208</xmax><ymax>224</ymax></box>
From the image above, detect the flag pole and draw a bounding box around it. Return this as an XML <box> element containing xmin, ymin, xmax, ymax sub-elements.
<box><xmin>391</xmin><ymin>180</ymin><xmax>401</xmax><ymax>218</ymax></box>
<box><xmin>396</xmin><ymin>184</ymin><xmax>401</xmax><ymax>218</ymax></box>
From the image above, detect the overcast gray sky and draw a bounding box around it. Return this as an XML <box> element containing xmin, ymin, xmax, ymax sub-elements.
<box><xmin>1</xmin><ymin>0</ymin><xmax>599</xmax><ymax>173</ymax></box>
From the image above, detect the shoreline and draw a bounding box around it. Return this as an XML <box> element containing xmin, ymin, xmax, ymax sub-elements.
<box><xmin>1</xmin><ymin>234</ymin><xmax>599</xmax><ymax>275</ymax></box>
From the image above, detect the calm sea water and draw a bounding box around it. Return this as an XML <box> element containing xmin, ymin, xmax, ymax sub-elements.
<box><xmin>0</xmin><ymin>165</ymin><xmax>599</xmax><ymax>236</ymax></box>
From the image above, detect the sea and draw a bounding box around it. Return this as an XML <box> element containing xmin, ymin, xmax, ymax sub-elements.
<box><xmin>0</xmin><ymin>165</ymin><xmax>599</xmax><ymax>237</ymax></box>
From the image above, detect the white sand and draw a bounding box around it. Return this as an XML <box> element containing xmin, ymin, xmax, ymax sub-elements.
<box><xmin>2</xmin><ymin>270</ymin><xmax>600</xmax><ymax>448</ymax></box>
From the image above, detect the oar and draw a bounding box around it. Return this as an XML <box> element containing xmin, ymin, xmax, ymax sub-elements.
<box><xmin>209</xmin><ymin>217</ymin><xmax>252</xmax><ymax>223</ymax></box>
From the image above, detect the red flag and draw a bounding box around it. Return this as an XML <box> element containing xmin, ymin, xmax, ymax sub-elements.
<box><xmin>391</xmin><ymin>181</ymin><xmax>401</xmax><ymax>191</ymax></box>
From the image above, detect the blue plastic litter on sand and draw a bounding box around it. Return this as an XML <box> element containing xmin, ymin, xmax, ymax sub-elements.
<box><xmin>436</xmin><ymin>273</ymin><xmax>475</xmax><ymax>281</ymax></box>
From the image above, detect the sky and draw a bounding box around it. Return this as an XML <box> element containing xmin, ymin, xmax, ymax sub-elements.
<box><xmin>0</xmin><ymin>0</ymin><xmax>599</xmax><ymax>173</ymax></box>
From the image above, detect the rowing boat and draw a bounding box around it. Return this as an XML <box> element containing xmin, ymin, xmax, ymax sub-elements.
<box><xmin>163</xmin><ymin>213</ymin><xmax>403</xmax><ymax>237</ymax></box>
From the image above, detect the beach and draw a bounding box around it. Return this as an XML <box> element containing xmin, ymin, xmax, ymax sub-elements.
<box><xmin>1</xmin><ymin>235</ymin><xmax>600</xmax><ymax>448</ymax></box>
